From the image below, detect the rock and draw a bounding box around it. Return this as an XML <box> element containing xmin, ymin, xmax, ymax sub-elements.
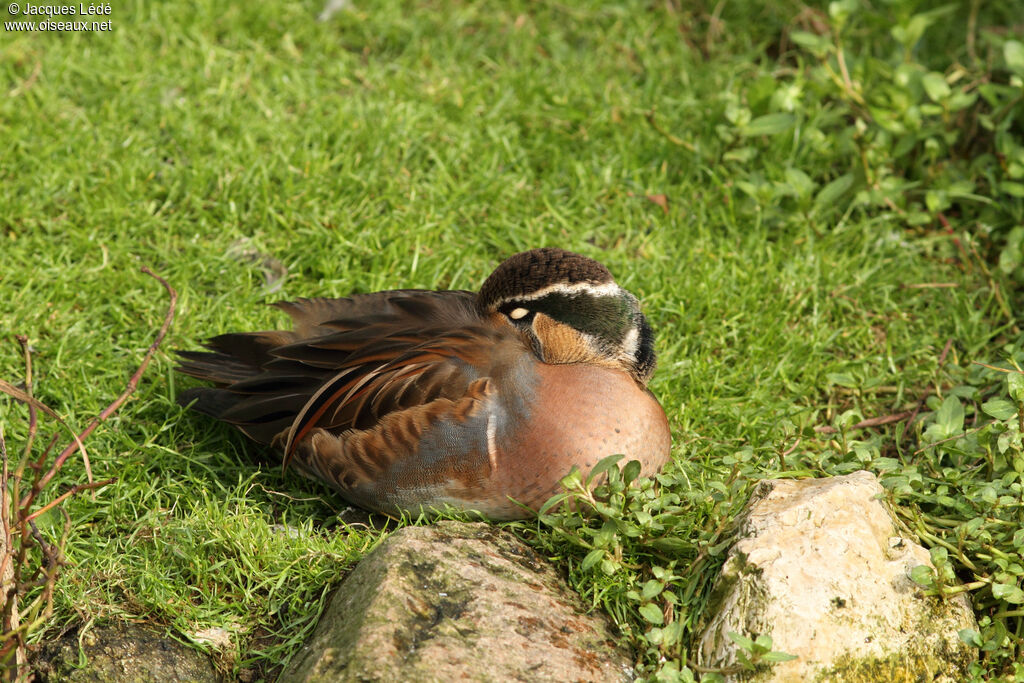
<box><xmin>696</xmin><ymin>470</ymin><xmax>977</xmax><ymax>682</ymax></box>
<box><xmin>281</xmin><ymin>521</ymin><xmax>632</xmax><ymax>682</ymax></box>
<box><xmin>34</xmin><ymin>622</ymin><xmax>220</xmax><ymax>682</ymax></box>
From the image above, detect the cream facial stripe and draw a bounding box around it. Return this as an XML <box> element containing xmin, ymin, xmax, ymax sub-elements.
<box><xmin>492</xmin><ymin>281</ymin><xmax>621</xmax><ymax>308</ymax></box>
<box><xmin>509</xmin><ymin>307</ymin><xmax>529</xmax><ymax>319</ymax></box>
<box><xmin>621</xmin><ymin>326</ymin><xmax>639</xmax><ymax>358</ymax></box>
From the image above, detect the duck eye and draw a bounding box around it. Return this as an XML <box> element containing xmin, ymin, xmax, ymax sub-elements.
<box><xmin>508</xmin><ymin>307</ymin><xmax>530</xmax><ymax>320</ymax></box>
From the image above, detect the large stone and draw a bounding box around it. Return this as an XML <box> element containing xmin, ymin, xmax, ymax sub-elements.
<box><xmin>696</xmin><ymin>470</ymin><xmax>976</xmax><ymax>682</ymax></box>
<box><xmin>281</xmin><ymin>521</ymin><xmax>632</xmax><ymax>682</ymax></box>
<box><xmin>33</xmin><ymin>622</ymin><xmax>220</xmax><ymax>682</ymax></box>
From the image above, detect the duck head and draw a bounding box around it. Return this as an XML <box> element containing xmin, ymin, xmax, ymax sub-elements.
<box><xmin>477</xmin><ymin>248</ymin><xmax>656</xmax><ymax>385</ymax></box>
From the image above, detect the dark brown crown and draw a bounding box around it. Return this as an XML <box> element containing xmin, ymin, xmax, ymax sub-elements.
<box><xmin>477</xmin><ymin>248</ymin><xmax>614</xmax><ymax>311</ymax></box>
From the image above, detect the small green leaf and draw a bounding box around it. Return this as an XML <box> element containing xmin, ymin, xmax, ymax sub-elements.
<box><xmin>982</xmin><ymin>399</ymin><xmax>1017</xmax><ymax>421</ymax></box>
<box><xmin>826</xmin><ymin>373</ymin><xmax>858</xmax><ymax>388</ymax></box>
<box><xmin>935</xmin><ymin>394</ymin><xmax>964</xmax><ymax>436</ymax></box>
<box><xmin>585</xmin><ymin>454</ymin><xmax>623</xmax><ymax>486</ymax></box>
<box><xmin>741</xmin><ymin>113</ymin><xmax>796</xmax><ymax>137</ymax></box>
<box><xmin>723</xmin><ymin>146</ymin><xmax>757</xmax><ymax>163</ymax></box>
<box><xmin>727</xmin><ymin>631</ymin><xmax>755</xmax><ymax>651</ymax></box>
<box><xmin>1000</xmin><ymin>181</ymin><xmax>1024</xmax><ymax>198</ymax></box>
<box><xmin>537</xmin><ymin>492</ymin><xmax>568</xmax><ymax>516</ymax></box>
<box><xmin>581</xmin><ymin>548</ymin><xmax>605</xmax><ymax>571</ymax></box>
<box><xmin>1008</xmin><ymin>373</ymin><xmax>1024</xmax><ymax>402</ymax></box>
<box><xmin>559</xmin><ymin>467</ymin><xmax>582</xmax><ymax>490</ymax></box>
<box><xmin>959</xmin><ymin>628</ymin><xmax>983</xmax><ymax>648</ymax></box>
<box><xmin>789</xmin><ymin>30</ymin><xmax>830</xmax><ymax>55</ymax></box>
<box><xmin>981</xmin><ymin>486</ymin><xmax>998</xmax><ymax>504</ymax></box>
<box><xmin>947</xmin><ymin>91</ymin><xmax>978</xmax><ymax>112</ymax></box>
<box><xmin>651</xmin><ymin>536</ymin><xmax>693</xmax><ymax>553</ymax></box>
<box><xmin>891</xmin><ymin>16</ymin><xmax>931</xmax><ymax>48</ymax></box>
<box><xmin>827</xmin><ymin>0</ymin><xmax>857</xmax><ymax>22</ymax></box>
<box><xmin>814</xmin><ymin>173</ymin><xmax>855</xmax><ymax>210</ymax></box>
<box><xmin>642</xmin><ymin>580</ymin><xmax>664</xmax><ymax>600</ymax></box>
<box><xmin>889</xmin><ymin>6</ymin><xmax>954</xmax><ymax>48</ymax></box>
<box><xmin>921</xmin><ymin>72</ymin><xmax>951</xmax><ymax>102</ymax></box>
<box><xmin>998</xmin><ymin>430</ymin><xmax>1017</xmax><ymax>455</ymax></box>
<box><xmin>992</xmin><ymin>582</ymin><xmax>1024</xmax><ymax>604</ymax></box>
<box><xmin>639</xmin><ymin>602</ymin><xmax>664</xmax><ymax>625</ymax></box>
<box><xmin>761</xmin><ymin>651</ymin><xmax>800</xmax><ymax>663</ymax></box>
<box><xmin>661</xmin><ymin>620</ymin><xmax>684</xmax><ymax>646</ymax></box>
<box><xmin>784</xmin><ymin>167</ymin><xmax>816</xmax><ymax>198</ymax></box>
<box><xmin>910</xmin><ymin>564</ymin><xmax>935</xmax><ymax>587</ymax></box>
<box><xmin>1005</xmin><ymin>40</ymin><xmax>1024</xmax><ymax>77</ymax></box>
<box><xmin>622</xmin><ymin>459</ymin><xmax>642</xmax><ymax>485</ymax></box>
<box><xmin>708</xmin><ymin>538</ymin><xmax>732</xmax><ymax>556</ymax></box>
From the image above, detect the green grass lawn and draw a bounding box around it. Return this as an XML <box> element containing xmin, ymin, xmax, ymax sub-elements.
<box><xmin>2</xmin><ymin>0</ymin><xmax>1023</xmax><ymax>679</ymax></box>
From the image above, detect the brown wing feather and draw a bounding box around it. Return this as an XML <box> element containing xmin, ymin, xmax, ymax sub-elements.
<box><xmin>273</xmin><ymin>290</ymin><xmax>475</xmax><ymax>337</ymax></box>
<box><xmin>280</xmin><ymin>334</ymin><xmax>500</xmax><ymax>463</ymax></box>
<box><xmin>176</xmin><ymin>289</ymin><xmax>496</xmax><ymax>449</ymax></box>
<box><xmin>284</xmin><ymin>377</ymin><xmax>495</xmax><ymax>509</ymax></box>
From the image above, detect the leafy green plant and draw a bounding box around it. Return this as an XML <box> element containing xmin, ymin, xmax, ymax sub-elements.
<box><xmin>810</xmin><ymin>339</ymin><xmax>1024</xmax><ymax>679</ymax></box>
<box><xmin>725</xmin><ymin>632</ymin><xmax>798</xmax><ymax>675</ymax></box>
<box><xmin>694</xmin><ymin>1</ymin><xmax>1024</xmax><ymax>274</ymax></box>
<box><xmin>517</xmin><ymin>455</ymin><xmax>745</xmax><ymax>681</ymax></box>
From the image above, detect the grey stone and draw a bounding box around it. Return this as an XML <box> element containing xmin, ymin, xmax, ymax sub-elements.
<box><xmin>281</xmin><ymin>521</ymin><xmax>632</xmax><ymax>682</ymax></box>
<box><xmin>34</xmin><ymin>622</ymin><xmax>220</xmax><ymax>682</ymax></box>
<box><xmin>696</xmin><ymin>470</ymin><xmax>977</xmax><ymax>682</ymax></box>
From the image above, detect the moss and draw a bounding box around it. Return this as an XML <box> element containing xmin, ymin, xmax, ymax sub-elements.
<box><xmin>818</xmin><ymin>649</ymin><xmax>965</xmax><ymax>683</ymax></box>
<box><xmin>34</xmin><ymin>623</ymin><xmax>220</xmax><ymax>683</ymax></box>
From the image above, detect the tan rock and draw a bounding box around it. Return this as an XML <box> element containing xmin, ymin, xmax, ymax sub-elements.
<box><xmin>281</xmin><ymin>521</ymin><xmax>632</xmax><ymax>682</ymax></box>
<box><xmin>696</xmin><ymin>470</ymin><xmax>976</xmax><ymax>682</ymax></box>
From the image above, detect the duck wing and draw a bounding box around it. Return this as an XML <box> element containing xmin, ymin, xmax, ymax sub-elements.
<box><xmin>176</xmin><ymin>289</ymin><xmax>498</xmax><ymax>448</ymax></box>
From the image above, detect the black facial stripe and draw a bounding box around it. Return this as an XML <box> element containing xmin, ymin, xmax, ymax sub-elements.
<box><xmin>504</xmin><ymin>292</ymin><xmax>631</xmax><ymax>341</ymax></box>
<box><xmin>634</xmin><ymin>313</ymin><xmax>657</xmax><ymax>381</ymax></box>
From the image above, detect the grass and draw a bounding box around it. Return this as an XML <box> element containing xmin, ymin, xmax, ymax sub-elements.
<box><xmin>1</xmin><ymin>0</ymin><xmax>1023</xmax><ymax>679</ymax></box>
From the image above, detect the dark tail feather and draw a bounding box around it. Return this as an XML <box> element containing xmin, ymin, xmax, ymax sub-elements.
<box><xmin>177</xmin><ymin>386</ymin><xmax>296</xmax><ymax>445</ymax></box>
<box><xmin>176</xmin><ymin>350</ymin><xmax>256</xmax><ymax>385</ymax></box>
<box><xmin>205</xmin><ymin>331</ymin><xmax>295</xmax><ymax>367</ymax></box>
<box><xmin>176</xmin><ymin>330</ymin><xmax>296</xmax><ymax>384</ymax></box>
<box><xmin>178</xmin><ymin>386</ymin><xmax>240</xmax><ymax>417</ymax></box>
<box><xmin>177</xmin><ymin>331</ymin><xmax>306</xmax><ymax>446</ymax></box>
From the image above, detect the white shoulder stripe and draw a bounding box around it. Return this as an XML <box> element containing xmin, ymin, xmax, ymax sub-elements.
<box><xmin>486</xmin><ymin>412</ymin><xmax>498</xmax><ymax>475</ymax></box>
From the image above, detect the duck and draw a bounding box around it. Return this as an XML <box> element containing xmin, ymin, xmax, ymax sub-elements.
<box><xmin>177</xmin><ymin>247</ymin><xmax>671</xmax><ymax>520</ymax></box>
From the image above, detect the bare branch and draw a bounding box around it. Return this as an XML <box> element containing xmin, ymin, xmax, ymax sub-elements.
<box><xmin>14</xmin><ymin>337</ymin><xmax>36</xmax><ymax>464</ymax></box>
<box><xmin>22</xmin><ymin>267</ymin><xmax>177</xmax><ymax>509</ymax></box>
<box><xmin>0</xmin><ymin>266</ymin><xmax>177</xmax><ymax>677</ymax></box>
<box><xmin>816</xmin><ymin>410</ymin><xmax>917</xmax><ymax>435</ymax></box>
<box><xmin>23</xmin><ymin>478</ymin><xmax>117</xmax><ymax>524</ymax></box>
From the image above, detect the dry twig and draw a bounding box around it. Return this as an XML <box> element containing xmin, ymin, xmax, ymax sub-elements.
<box><xmin>815</xmin><ymin>409</ymin><xmax>917</xmax><ymax>435</ymax></box>
<box><xmin>644</xmin><ymin>109</ymin><xmax>695</xmax><ymax>151</ymax></box>
<box><xmin>0</xmin><ymin>266</ymin><xmax>177</xmax><ymax>678</ymax></box>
